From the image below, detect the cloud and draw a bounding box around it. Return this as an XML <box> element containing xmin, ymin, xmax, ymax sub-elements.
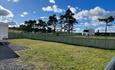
<box><xmin>42</xmin><ymin>6</ymin><xmax>52</xmax><ymax>12</ymax></box>
<box><xmin>22</xmin><ymin>12</ymin><xmax>28</xmax><ymax>15</ymax></box>
<box><xmin>20</xmin><ymin>11</ymin><xmax>28</xmax><ymax>17</ymax></box>
<box><xmin>95</xmin><ymin>25</ymin><xmax>115</xmax><ymax>32</ymax></box>
<box><xmin>8</xmin><ymin>0</ymin><xmax>19</xmax><ymax>3</ymax></box>
<box><xmin>49</xmin><ymin>0</ymin><xmax>55</xmax><ymax>4</ymax></box>
<box><xmin>103</xmin><ymin>11</ymin><xmax>115</xmax><ymax>18</ymax></box>
<box><xmin>0</xmin><ymin>5</ymin><xmax>13</xmax><ymax>17</ymax></box>
<box><xmin>74</xmin><ymin>7</ymin><xmax>115</xmax><ymax>26</ymax></box>
<box><xmin>68</xmin><ymin>5</ymin><xmax>77</xmax><ymax>13</ymax></box>
<box><xmin>74</xmin><ymin>7</ymin><xmax>115</xmax><ymax>21</ymax></box>
<box><xmin>42</xmin><ymin>5</ymin><xmax>65</xmax><ymax>13</ymax></box>
<box><xmin>73</xmin><ymin>7</ymin><xmax>115</xmax><ymax>32</ymax></box>
<box><xmin>20</xmin><ymin>14</ymin><xmax>24</xmax><ymax>17</ymax></box>
<box><xmin>0</xmin><ymin>5</ymin><xmax>14</xmax><ymax>23</ymax></box>
<box><xmin>40</xmin><ymin>16</ymin><xmax>47</xmax><ymax>19</ymax></box>
<box><xmin>75</xmin><ymin>27</ymin><xmax>82</xmax><ymax>33</ymax></box>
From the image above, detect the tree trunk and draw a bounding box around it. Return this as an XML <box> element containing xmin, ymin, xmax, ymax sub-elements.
<box><xmin>71</xmin><ymin>25</ymin><xmax>74</xmax><ymax>33</ymax></box>
<box><xmin>54</xmin><ymin>25</ymin><xmax>56</xmax><ymax>33</ymax></box>
<box><xmin>60</xmin><ymin>23</ymin><xmax>62</xmax><ymax>32</ymax></box>
<box><xmin>105</xmin><ymin>23</ymin><xmax>108</xmax><ymax>37</ymax></box>
<box><xmin>68</xmin><ymin>24</ymin><xmax>71</xmax><ymax>34</ymax></box>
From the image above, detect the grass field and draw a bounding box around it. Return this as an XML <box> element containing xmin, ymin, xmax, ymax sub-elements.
<box><xmin>9</xmin><ymin>39</ymin><xmax>115</xmax><ymax>70</ymax></box>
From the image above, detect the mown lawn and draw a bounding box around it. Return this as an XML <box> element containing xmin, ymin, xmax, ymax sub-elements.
<box><xmin>9</xmin><ymin>39</ymin><xmax>115</xmax><ymax>70</ymax></box>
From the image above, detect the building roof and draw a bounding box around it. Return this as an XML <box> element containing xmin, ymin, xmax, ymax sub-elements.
<box><xmin>0</xmin><ymin>22</ymin><xmax>16</xmax><ymax>25</ymax></box>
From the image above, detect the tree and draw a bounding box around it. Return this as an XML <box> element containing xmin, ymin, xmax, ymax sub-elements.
<box><xmin>23</xmin><ymin>20</ymin><xmax>36</xmax><ymax>32</ymax></box>
<box><xmin>59</xmin><ymin>15</ymin><xmax>65</xmax><ymax>32</ymax></box>
<box><xmin>64</xmin><ymin>9</ymin><xmax>77</xmax><ymax>33</ymax></box>
<box><xmin>47</xmin><ymin>14</ymin><xmax>58</xmax><ymax>32</ymax></box>
<box><xmin>37</xmin><ymin>19</ymin><xmax>47</xmax><ymax>33</ymax></box>
<box><xmin>98</xmin><ymin>16</ymin><xmax>114</xmax><ymax>36</ymax></box>
<box><xmin>19</xmin><ymin>24</ymin><xmax>26</xmax><ymax>32</ymax></box>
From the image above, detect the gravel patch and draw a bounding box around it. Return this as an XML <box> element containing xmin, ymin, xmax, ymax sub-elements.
<box><xmin>0</xmin><ymin>58</ymin><xmax>35</xmax><ymax>70</ymax></box>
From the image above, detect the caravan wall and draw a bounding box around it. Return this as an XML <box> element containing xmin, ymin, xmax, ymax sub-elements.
<box><xmin>0</xmin><ymin>23</ymin><xmax>8</xmax><ymax>40</ymax></box>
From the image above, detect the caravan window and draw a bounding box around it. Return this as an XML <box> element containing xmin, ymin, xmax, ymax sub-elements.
<box><xmin>83</xmin><ymin>30</ymin><xmax>89</xmax><ymax>32</ymax></box>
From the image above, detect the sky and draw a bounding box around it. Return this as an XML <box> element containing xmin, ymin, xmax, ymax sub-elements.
<box><xmin>0</xmin><ymin>0</ymin><xmax>115</xmax><ymax>32</ymax></box>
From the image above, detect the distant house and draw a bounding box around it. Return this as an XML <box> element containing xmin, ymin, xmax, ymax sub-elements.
<box><xmin>82</xmin><ymin>28</ymin><xmax>95</xmax><ymax>36</ymax></box>
<box><xmin>0</xmin><ymin>22</ymin><xmax>8</xmax><ymax>40</ymax></box>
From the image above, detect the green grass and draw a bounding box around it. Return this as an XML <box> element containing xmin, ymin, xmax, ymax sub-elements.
<box><xmin>10</xmin><ymin>39</ymin><xmax>115</xmax><ymax>70</ymax></box>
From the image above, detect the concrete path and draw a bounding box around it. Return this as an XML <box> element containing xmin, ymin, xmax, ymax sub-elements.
<box><xmin>8</xmin><ymin>45</ymin><xmax>27</xmax><ymax>51</ymax></box>
<box><xmin>0</xmin><ymin>45</ymin><xmax>19</xmax><ymax>61</ymax></box>
<box><xmin>0</xmin><ymin>41</ymin><xmax>35</xmax><ymax>70</ymax></box>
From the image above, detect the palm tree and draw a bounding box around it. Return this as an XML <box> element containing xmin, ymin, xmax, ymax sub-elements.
<box><xmin>47</xmin><ymin>14</ymin><xmax>58</xmax><ymax>32</ymax></box>
<box><xmin>98</xmin><ymin>16</ymin><xmax>114</xmax><ymax>36</ymax></box>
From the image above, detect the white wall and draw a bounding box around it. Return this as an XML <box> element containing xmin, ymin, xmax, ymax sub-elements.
<box><xmin>0</xmin><ymin>23</ymin><xmax>8</xmax><ymax>40</ymax></box>
<box><xmin>82</xmin><ymin>28</ymin><xmax>95</xmax><ymax>36</ymax></box>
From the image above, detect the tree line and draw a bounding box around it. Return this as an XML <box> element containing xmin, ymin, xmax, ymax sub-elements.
<box><xmin>16</xmin><ymin>8</ymin><xmax>115</xmax><ymax>35</ymax></box>
<box><xmin>19</xmin><ymin>9</ymin><xmax>77</xmax><ymax>34</ymax></box>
